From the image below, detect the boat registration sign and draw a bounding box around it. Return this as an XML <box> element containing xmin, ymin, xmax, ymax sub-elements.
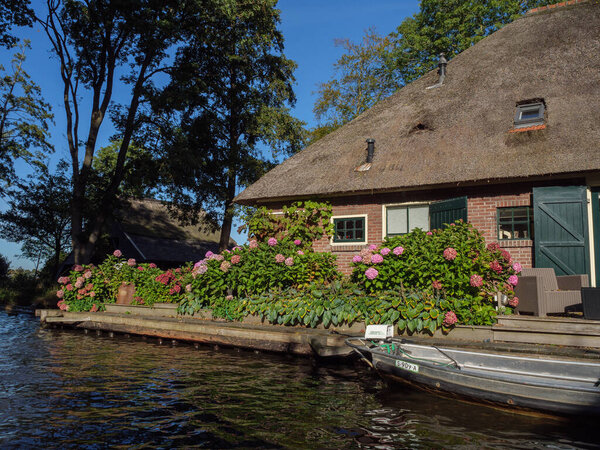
<box><xmin>395</xmin><ymin>360</ymin><xmax>419</xmax><ymax>373</ymax></box>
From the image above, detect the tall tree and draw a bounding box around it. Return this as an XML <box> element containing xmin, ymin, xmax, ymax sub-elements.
<box><xmin>312</xmin><ymin>28</ymin><xmax>396</xmax><ymax>137</ymax></box>
<box><xmin>387</xmin><ymin>0</ymin><xmax>553</xmax><ymax>85</ymax></box>
<box><xmin>0</xmin><ymin>40</ymin><xmax>53</xmax><ymax>196</ymax></box>
<box><xmin>35</xmin><ymin>0</ymin><xmax>211</xmax><ymax>264</ymax></box>
<box><xmin>147</xmin><ymin>0</ymin><xmax>305</xmax><ymax>250</ymax></box>
<box><xmin>0</xmin><ymin>161</ymin><xmax>71</xmax><ymax>277</ymax></box>
<box><xmin>0</xmin><ymin>0</ymin><xmax>33</xmax><ymax>48</ymax></box>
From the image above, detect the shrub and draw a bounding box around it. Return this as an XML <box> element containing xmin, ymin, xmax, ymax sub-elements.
<box><xmin>350</xmin><ymin>221</ymin><xmax>520</xmax><ymax>326</ymax></box>
<box><xmin>178</xmin><ymin>240</ymin><xmax>340</xmax><ymax>315</ymax></box>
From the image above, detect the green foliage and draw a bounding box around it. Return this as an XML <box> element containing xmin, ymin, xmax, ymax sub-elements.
<box><xmin>351</xmin><ymin>221</ymin><xmax>518</xmax><ymax>325</ymax></box>
<box><xmin>0</xmin><ymin>161</ymin><xmax>71</xmax><ymax>276</ymax></box>
<box><xmin>387</xmin><ymin>0</ymin><xmax>553</xmax><ymax>85</ymax></box>
<box><xmin>0</xmin><ymin>40</ymin><xmax>53</xmax><ymax>195</ymax></box>
<box><xmin>0</xmin><ymin>0</ymin><xmax>32</xmax><ymax>48</ymax></box>
<box><xmin>178</xmin><ymin>240</ymin><xmax>340</xmax><ymax>316</ymax></box>
<box><xmin>312</xmin><ymin>28</ymin><xmax>397</xmax><ymax>136</ymax></box>
<box><xmin>0</xmin><ymin>254</ymin><xmax>9</xmax><ymax>280</ymax></box>
<box><xmin>144</xmin><ymin>0</ymin><xmax>305</xmax><ymax>250</ymax></box>
<box><xmin>241</xmin><ymin>201</ymin><xmax>334</xmax><ymax>246</ymax></box>
<box><xmin>56</xmin><ymin>253</ymin><xmax>189</xmax><ymax>312</ymax></box>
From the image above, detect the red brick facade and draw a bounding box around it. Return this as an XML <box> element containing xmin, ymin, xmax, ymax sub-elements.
<box><xmin>264</xmin><ymin>180</ymin><xmax>586</xmax><ymax>275</ymax></box>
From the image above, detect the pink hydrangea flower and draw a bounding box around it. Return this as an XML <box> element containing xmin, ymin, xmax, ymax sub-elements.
<box><xmin>352</xmin><ymin>255</ymin><xmax>362</xmax><ymax>263</ymax></box>
<box><xmin>393</xmin><ymin>246</ymin><xmax>404</xmax><ymax>256</ymax></box>
<box><xmin>113</xmin><ymin>249</ymin><xmax>122</xmax><ymax>257</ymax></box>
<box><xmin>426</xmin><ymin>231</ymin><xmax>433</xmax><ymax>236</ymax></box>
<box><xmin>294</xmin><ymin>239</ymin><xmax>301</xmax><ymax>246</ymax></box>
<box><xmin>127</xmin><ymin>258</ymin><xmax>136</xmax><ymax>267</ymax></box>
<box><xmin>470</xmin><ymin>274</ymin><xmax>483</xmax><ymax>287</ymax></box>
<box><xmin>66</xmin><ymin>284</ymin><xmax>73</xmax><ymax>291</ymax></box>
<box><xmin>75</xmin><ymin>280</ymin><xmax>84</xmax><ymax>289</ymax></box>
<box><xmin>500</xmin><ymin>249</ymin><xmax>512</xmax><ymax>262</ymax></box>
<box><xmin>85</xmin><ymin>283</ymin><xmax>93</xmax><ymax>290</ymax></box>
<box><xmin>512</xmin><ymin>262</ymin><xmax>522</xmax><ymax>273</ymax></box>
<box><xmin>84</xmin><ymin>270</ymin><xmax>92</xmax><ymax>279</ymax></box>
<box><xmin>443</xmin><ymin>247</ymin><xmax>457</xmax><ymax>261</ymax></box>
<box><xmin>275</xmin><ymin>254</ymin><xmax>285</xmax><ymax>263</ymax></box>
<box><xmin>220</xmin><ymin>261</ymin><xmax>231</xmax><ymax>272</ymax></box>
<box><xmin>509</xmin><ymin>297</ymin><xmax>519</xmax><ymax>308</ymax></box>
<box><xmin>231</xmin><ymin>255</ymin><xmax>241</xmax><ymax>265</ymax></box>
<box><xmin>489</xmin><ymin>260</ymin><xmax>502</xmax><ymax>273</ymax></box>
<box><xmin>365</xmin><ymin>267</ymin><xmax>378</xmax><ymax>280</ymax></box>
<box><xmin>224</xmin><ymin>249</ymin><xmax>230</xmax><ymax>253</ymax></box>
<box><xmin>90</xmin><ymin>304</ymin><xmax>98</xmax><ymax>312</ymax></box>
<box><xmin>432</xmin><ymin>280</ymin><xmax>442</xmax><ymax>290</ymax></box>
<box><xmin>213</xmin><ymin>254</ymin><xmax>224</xmax><ymax>261</ymax></box>
<box><xmin>297</xmin><ymin>250</ymin><xmax>304</xmax><ymax>256</ymax></box>
<box><xmin>249</xmin><ymin>240</ymin><xmax>258</xmax><ymax>249</ymax></box>
<box><xmin>371</xmin><ymin>254</ymin><xmax>384</xmax><ymax>264</ymax></box>
<box><xmin>186</xmin><ymin>284</ymin><xmax>192</xmax><ymax>293</ymax></box>
<box><xmin>268</xmin><ymin>237</ymin><xmax>278</xmax><ymax>246</ymax></box>
<box><xmin>225</xmin><ymin>295</ymin><xmax>234</xmax><ymax>301</ymax></box>
<box><xmin>359</xmin><ymin>249</ymin><xmax>372</xmax><ymax>259</ymax></box>
<box><xmin>194</xmin><ymin>260</ymin><xmax>206</xmax><ymax>269</ymax></box>
<box><xmin>487</xmin><ymin>242</ymin><xmax>499</xmax><ymax>252</ymax></box>
<box><xmin>196</xmin><ymin>265</ymin><xmax>208</xmax><ymax>275</ymax></box>
<box><xmin>138</xmin><ymin>266</ymin><xmax>144</xmax><ymax>271</ymax></box>
<box><xmin>508</xmin><ymin>275</ymin><xmax>519</xmax><ymax>286</ymax></box>
<box><xmin>380</xmin><ymin>247</ymin><xmax>391</xmax><ymax>256</ymax></box>
<box><xmin>58</xmin><ymin>276</ymin><xmax>68</xmax><ymax>285</ymax></box>
<box><xmin>73</xmin><ymin>265</ymin><xmax>83</xmax><ymax>272</ymax></box>
<box><xmin>89</xmin><ymin>291</ymin><xmax>96</xmax><ymax>298</ymax></box>
<box><xmin>56</xmin><ymin>290</ymin><xmax>64</xmax><ymax>299</ymax></box>
<box><xmin>149</xmin><ymin>263</ymin><xmax>157</xmax><ymax>269</ymax></box>
<box><xmin>285</xmin><ymin>257</ymin><xmax>294</xmax><ymax>266</ymax></box>
<box><xmin>205</xmin><ymin>251</ymin><xmax>214</xmax><ymax>258</ymax></box>
<box><xmin>368</xmin><ymin>244</ymin><xmax>378</xmax><ymax>251</ymax></box>
<box><xmin>443</xmin><ymin>311</ymin><xmax>458</xmax><ymax>326</ymax></box>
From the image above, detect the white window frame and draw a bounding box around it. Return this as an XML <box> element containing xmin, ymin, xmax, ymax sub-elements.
<box><xmin>330</xmin><ymin>214</ymin><xmax>368</xmax><ymax>245</ymax></box>
<box><xmin>382</xmin><ymin>203</ymin><xmax>430</xmax><ymax>240</ymax></box>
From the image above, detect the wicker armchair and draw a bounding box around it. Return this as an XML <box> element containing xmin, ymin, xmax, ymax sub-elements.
<box><xmin>514</xmin><ymin>268</ymin><xmax>589</xmax><ymax>316</ymax></box>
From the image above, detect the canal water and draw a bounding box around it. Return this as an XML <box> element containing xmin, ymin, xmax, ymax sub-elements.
<box><xmin>0</xmin><ymin>311</ymin><xmax>598</xmax><ymax>449</ymax></box>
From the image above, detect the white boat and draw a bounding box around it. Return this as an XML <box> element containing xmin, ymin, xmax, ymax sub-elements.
<box><xmin>347</xmin><ymin>331</ymin><xmax>600</xmax><ymax>416</ymax></box>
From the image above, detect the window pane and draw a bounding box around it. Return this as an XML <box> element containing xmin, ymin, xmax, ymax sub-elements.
<box><xmin>520</xmin><ymin>109</ymin><xmax>541</xmax><ymax>120</ymax></box>
<box><xmin>355</xmin><ymin>229</ymin><xmax>364</xmax><ymax>240</ymax></box>
<box><xmin>513</xmin><ymin>222</ymin><xmax>529</xmax><ymax>239</ymax></box>
<box><xmin>355</xmin><ymin>219</ymin><xmax>363</xmax><ymax>230</ymax></box>
<box><xmin>512</xmin><ymin>207</ymin><xmax>528</xmax><ymax>221</ymax></box>
<box><xmin>336</xmin><ymin>221</ymin><xmax>345</xmax><ymax>231</ymax></box>
<box><xmin>497</xmin><ymin>207</ymin><xmax>532</xmax><ymax>240</ymax></box>
<box><xmin>409</xmin><ymin>206</ymin><xmax>429</xmax><ymax>231</ymax></box>
<box><xmin>498</xmin><ymin>209</ymin><xmax>513</xmax><ymax>221</ymax></box>
<box><xmin>334</xmin><ymin>218</ymin><xmax>365</xmax><ymax>242</ymax></box>
<box><xmin>387</xmin><ymin>207</ymin><xmax>407</xmax><ymax>234</ymax></box>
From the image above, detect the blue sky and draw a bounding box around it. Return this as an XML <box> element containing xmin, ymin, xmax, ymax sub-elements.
<box><xmin>0</xmin><ymin>0</ymin><xmax>420</xmax><ymax>270</ymax></box>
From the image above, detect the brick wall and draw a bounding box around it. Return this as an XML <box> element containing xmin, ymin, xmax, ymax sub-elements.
<box><xmin>262</xmin><ymin>180</ymin><xmax>585</xmax><ymax>275</ymax></box>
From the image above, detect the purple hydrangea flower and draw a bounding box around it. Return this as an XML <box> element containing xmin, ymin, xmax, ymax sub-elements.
<box><xmin>371</xmin><ymin>254</ymin><xmax>384</xmax><ymax>264</ymax></box>
<box><xmin>508</xmin><ymin>275</ymin><xmax>519</xmax><ymax>286</ymax></box>
<box><xmin>393</xmin><ymin>246</ymin><xmax>404</xmax><ymax>256</ymax></box>
<box><xmin>268</xmin><ymin>237</ymin><xmax>278</xmax><ymax>246</ymax></box>
<box><xmin>352</xmin><ymin>255</ymin><xmax>362</xmax><ymax>263</ymax></box>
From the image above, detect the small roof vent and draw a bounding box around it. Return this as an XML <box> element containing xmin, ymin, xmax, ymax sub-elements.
<box><xmin>426</xmin><ymin>53</ymin><xmax>447</xmax><ymax>90</ymax></box>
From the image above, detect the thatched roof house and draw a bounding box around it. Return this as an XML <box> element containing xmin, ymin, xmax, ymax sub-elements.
<box><xmin>236</xmin><ymin>1</ymin><xmax>600</xmax><ymax>203</ymax></box>
<box><xmin>111</xmin><ymin>198</ymin><xmax>234</xmax><ymax>267</ymax></box>
<box><xmin>235</xmin><ymin>1</ymin><xmax>600</xmax><ymax>284</ymax></box>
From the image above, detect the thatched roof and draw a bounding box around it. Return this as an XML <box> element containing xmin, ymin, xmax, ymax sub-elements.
<box><xmin>235</xmin><ymin>1</ymin><xmax>600</xmax><ymax>205</ymax></box>
<box><xmin>112</xmin><ymin>198</ymin><xmax>235</xmax><ymax>264</ymax></box>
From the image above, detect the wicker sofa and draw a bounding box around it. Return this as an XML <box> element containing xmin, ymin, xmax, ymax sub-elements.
<box><xmin>514</xmin><ymin>268</ymin><xmax>589</xmax><ymax>316</ymax></box>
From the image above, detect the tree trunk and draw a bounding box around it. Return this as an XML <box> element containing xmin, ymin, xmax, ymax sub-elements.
<box><xmin>219</xmin><ymin>170</ymin><xmax>237</xmax><ymax>251</ymax></box>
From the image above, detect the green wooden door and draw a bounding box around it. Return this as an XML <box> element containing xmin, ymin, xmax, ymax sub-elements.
<box><xmin>533</xmin><ymin>186</ymin><xmax>589</xmax><ymax>276</ymax></box>
<box><xmin>430</xmin><ymin>196</ymin><xmax>468</xmax><ymax>230</ymax></box>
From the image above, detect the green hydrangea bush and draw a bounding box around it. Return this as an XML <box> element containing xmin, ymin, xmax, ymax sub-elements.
<box><xmin>351</xmin><ymin>221</ymin><xmax>521</xmax><ymax>327</ymax></box>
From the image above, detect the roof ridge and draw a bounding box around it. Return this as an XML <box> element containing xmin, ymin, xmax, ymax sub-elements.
<box><xmin>527</xmin><ymin>0</ymin><xmax>589</xmax><ymax>15</ymax></box>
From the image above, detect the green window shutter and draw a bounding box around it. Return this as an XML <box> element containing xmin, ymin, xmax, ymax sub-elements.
<box><xmin>429</xmin><ymin>196</ymin><xmax>468</xmax><ymax>230</ymax></box>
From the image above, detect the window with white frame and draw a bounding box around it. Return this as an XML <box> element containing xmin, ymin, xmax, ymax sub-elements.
<box><xmin>385</xmin><ymin>205</ymin><xmax>429</xmax><ymax>236</ymax></box>
<box><xmin>332</xmin><ymin>216</ymin><xmax>366</xmax><ymax>243</ymax></box>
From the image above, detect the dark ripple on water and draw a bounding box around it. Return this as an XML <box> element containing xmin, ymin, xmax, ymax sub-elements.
<box><xmin>0</xmin><ymin>311</ymin><xmax>598</xmax><ymax>449</ymax></box>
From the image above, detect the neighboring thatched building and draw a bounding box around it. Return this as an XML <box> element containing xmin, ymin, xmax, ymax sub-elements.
<box><xmin>110</xmin><ymin>198</ymin><xmax>235</xmax><ymax>267</ymax></box>
<box><xmin>60</xmin><ymin>198</ymin><xmax>233</xmax><ymax>272</ymax></box>
<box><xmin>235</xmin><ymin>1</ymin><xmax>600</xmax><ymax>281</ymax></box>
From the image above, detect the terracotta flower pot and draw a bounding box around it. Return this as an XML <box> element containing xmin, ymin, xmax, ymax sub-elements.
<box><xmin>116</xmin><ymin>282</ymin><xmax>135</xmax><ymax>305</ymax></box>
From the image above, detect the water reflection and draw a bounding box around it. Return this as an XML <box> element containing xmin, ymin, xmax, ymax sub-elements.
<box><xmin>0</xmin><ymin>311</ymin><xmax>598</xmax><ymax>449</ymax></box>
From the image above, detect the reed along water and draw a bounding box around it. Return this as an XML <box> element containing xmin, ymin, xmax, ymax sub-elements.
<box><xmin>0</xmin><ymin>310</ymin><xmax>598</xmax><ymax>449</ymax></box>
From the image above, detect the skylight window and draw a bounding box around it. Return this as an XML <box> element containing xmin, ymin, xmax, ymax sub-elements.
<box><xmin>514</xmin><ymin>101</ymin><xmax>545</xmax><ymax>128</ymax></box>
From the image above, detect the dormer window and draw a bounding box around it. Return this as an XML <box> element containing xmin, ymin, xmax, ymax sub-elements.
<box><xmin>514</xmin><ymin>101</ymin><xmax>545</xmax><ymax>128</ymax></box>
